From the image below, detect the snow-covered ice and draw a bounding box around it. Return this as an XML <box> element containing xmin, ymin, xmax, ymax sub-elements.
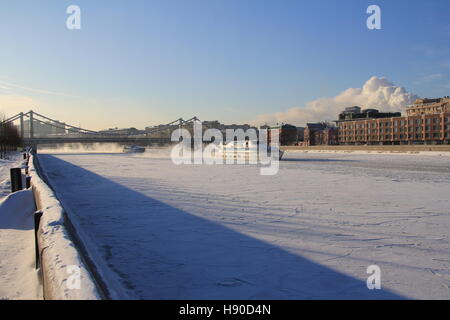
<box><xmin>38</xmin><ymin>149</ymin><xmax>450</xmax><ymax>299</ymax></box>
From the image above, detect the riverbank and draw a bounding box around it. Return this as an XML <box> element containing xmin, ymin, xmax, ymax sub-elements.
<box><xmin>282</xmin><ymin>145</ymin><xmax>450</xmax><ymax>154</ymax></box>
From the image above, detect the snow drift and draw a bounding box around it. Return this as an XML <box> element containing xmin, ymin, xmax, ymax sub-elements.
<box><xmin>0</xmin><ymin>189</ymin><xmax>42</xmax><ymax>300</ymax></box>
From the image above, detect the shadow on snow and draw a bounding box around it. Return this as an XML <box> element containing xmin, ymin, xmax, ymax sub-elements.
<box><xmin>39</xmin><ymin>154</ymin><xmax>405</xmax><ymax>300</ymax></box>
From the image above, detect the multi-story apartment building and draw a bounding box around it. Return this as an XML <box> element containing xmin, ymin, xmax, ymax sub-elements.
<box><xmin>336</xmin><ymin>97</ymin><xmax>450</xmax><ymax>145</ymax></box>
<box><xmin>267</xmin><ymin>124</ymin><xmax>304</xmax><ymax>146</ymax></box>
<box><xmin>304</xmin><ymin>123</ymin><xmax>338</xmax><ymax>146</ymax></box>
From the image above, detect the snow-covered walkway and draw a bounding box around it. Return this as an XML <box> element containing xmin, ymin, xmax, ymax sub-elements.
<box><xmin>0</xmin><ymin>154</ymin><xmax>43</xmax><ymax>300</ymax></box>
<box><xmin>0</xmin><ymin>154</ymin><xmax>21</xmax><ymax>199</ymax></box>
<box><xmin>38</xmin><ymin>150</ymin><xmax>450</xmax><ymax>299</ymax></box>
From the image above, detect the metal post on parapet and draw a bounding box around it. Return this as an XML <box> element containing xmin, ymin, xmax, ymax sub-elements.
<box><xmin>20</xmin><ymin>112</ymin><xmax>24</xmax><ymax>140</ymax></box>
<box><xmin>10</xmin><ymin>168</ymin><xmax>23</xmax><ymax>192</ymax></box>
<box><xmin>26</xmin><ymin>176</ymin><xmax>31</xmax><ymax>188</ymax></box>
<box><xmin>29</xmin><ymin>110</ymin><xmax>34</xmax><ymax>139</ymax></box>
<box><xmin>30</xmin><ymin>143</ymin><xmax>38</xmax><ymax>154</ymax></box>
<box><xmin>34</xmin><ymin>210</ymin><xmax>43</xmax><ymax>269</ymax></box>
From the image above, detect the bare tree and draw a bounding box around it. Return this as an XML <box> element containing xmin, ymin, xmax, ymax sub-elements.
<box><xmin>0</xmin><ymin>112</ymin><xmax>22</xmax><ymax>159</ymax></box>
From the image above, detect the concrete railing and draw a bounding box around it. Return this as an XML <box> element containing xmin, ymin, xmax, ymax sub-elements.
<box><xmin>28</xmin><ymin>153</ymin><xmax>102</xmax><ymax>300</ymax></box>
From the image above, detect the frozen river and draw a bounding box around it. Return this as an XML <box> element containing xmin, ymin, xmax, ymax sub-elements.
<box><xmin>38</xmin><ymin>149</ymin><xmax>450</xmax><ymax>299</ymax></box>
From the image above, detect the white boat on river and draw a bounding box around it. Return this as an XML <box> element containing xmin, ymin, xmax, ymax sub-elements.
<box><xmin>213</xmin><ymin>140</ymin><xmax>284</xmax><ymax>161</ymax></box>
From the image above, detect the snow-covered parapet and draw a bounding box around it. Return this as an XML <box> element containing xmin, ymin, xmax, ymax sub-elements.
<box><xmin>28</xmin><ymin>154</ymin><xmax>101</xmax><ymax>300</ymax></box>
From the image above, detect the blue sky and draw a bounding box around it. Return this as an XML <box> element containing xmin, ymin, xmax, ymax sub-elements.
<box><xmin>1</xmin><ymin>0</ymin><xmax>450</xmax><ymax>129</ymax></box>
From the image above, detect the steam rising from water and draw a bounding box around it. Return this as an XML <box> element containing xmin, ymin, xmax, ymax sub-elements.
<box><xmin>38</xmin><ymin>143</ymin><xmax>175</xmax><ymax>158</ymax></box>
<box><xmin>38</xmin><ymin>143</ymin><xmax>125</xmax><ymax>154</ymax></box>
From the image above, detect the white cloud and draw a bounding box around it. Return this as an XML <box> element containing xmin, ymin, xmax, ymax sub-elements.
<box><xmin>0</xmin><ymin>80</ymin><xmax>79</xmax><ymax>98</ymax></box>
<box><xmin>414</xmin><ymin>73</ymin><xmax>445</xmax><ymax>85</ymax></box>
<box><xmin>252</xmin><ymin>76</ymin><xmax>418</xmax><ymax>126</ymax></box>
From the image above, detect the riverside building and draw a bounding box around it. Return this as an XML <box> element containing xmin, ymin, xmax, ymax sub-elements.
<box><xmin>336</xmin><ymin>97</ymin><xmax>450</xmax><ymax>145</ymax></box>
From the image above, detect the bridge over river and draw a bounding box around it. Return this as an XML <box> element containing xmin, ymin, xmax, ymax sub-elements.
<box><xmin>1</xmin><ymin>110</ymin><xmax>200</xmax><ymax>148</ymax></box>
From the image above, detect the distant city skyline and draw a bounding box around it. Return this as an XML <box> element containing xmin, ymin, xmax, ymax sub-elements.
<box><xmin>1</xmin><ymin>0</ymin><xmax>450</xmax><ymax>130</ymax></box>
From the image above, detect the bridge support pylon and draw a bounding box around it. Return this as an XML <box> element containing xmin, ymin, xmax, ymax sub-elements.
<box><xmin>20</xmin><ymin>112</ymin><xmax>24</xmax><ymax>140</ymax></box>
<box><xmin>29</xmin><ymin>110</ymin><xmax>34</xmax><ymax>139</ymax></box>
